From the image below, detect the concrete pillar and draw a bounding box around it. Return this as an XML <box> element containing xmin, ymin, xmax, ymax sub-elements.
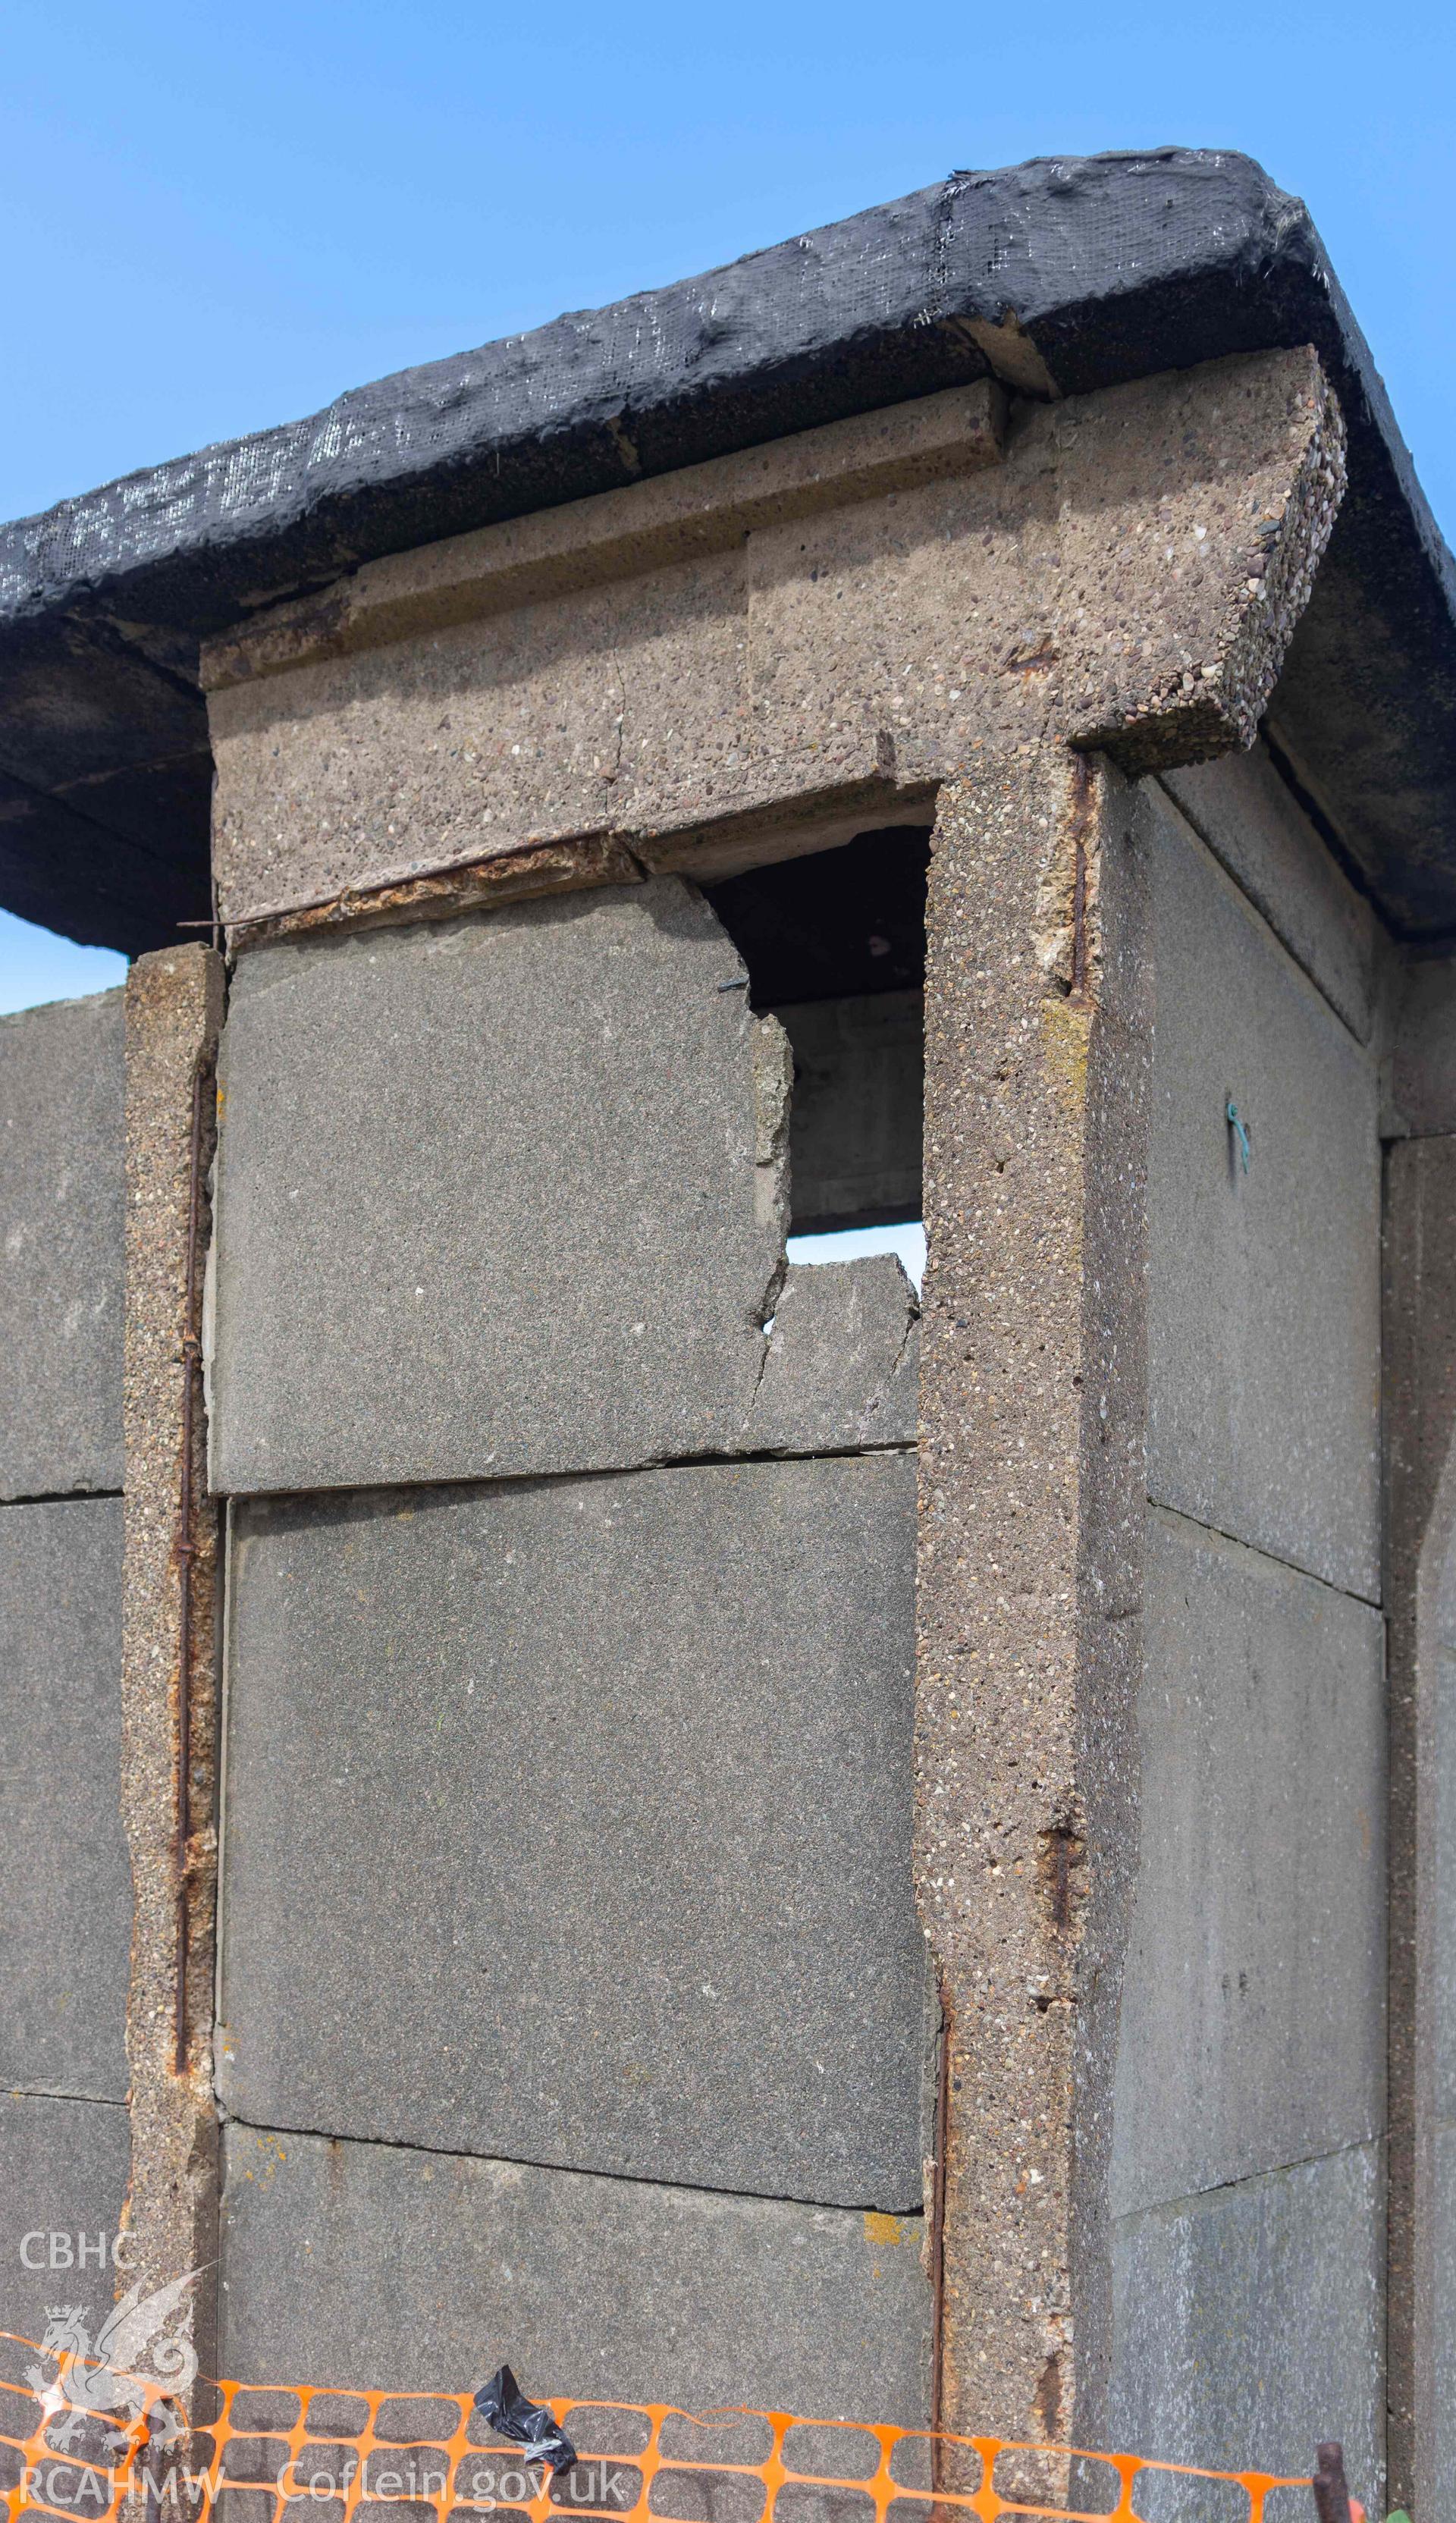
<box><xmin>918</xmin><ymin>745</ymin><xmax>1149</xmax><ymax>2448</ymax></box>
<box><xmin>120</xmin><ymin>944</ymin><xmax>225</xmax><ymax>2396</ymax></box>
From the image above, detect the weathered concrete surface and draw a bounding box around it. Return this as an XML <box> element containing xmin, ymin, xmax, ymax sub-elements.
<box><xmin>1108</xmin><ymin>2143</ymin><xmax>1384</xmax><ymax>2509</ymax></box>
<box><xmin>1435</xmin><ymin>2123</ymin><xmax>1456</xmax><ymax>2515</ymax></box>
<box><xmin>206</xmin><ymin>349</ymin><xmax>1342</xmax><ymax>930</ymax></box>
<box><xmin>218</xmin><ymin>2123</ymin><xmax>932</xmax><ymax>2420</ymax></box>
<box><xmin>1384</xmin><ymin>1140</ymin><xmax>1455</xmax><ymax>2510</ymax></box>
<box><xmin>1383</xmin><ymin>1134</ymin><xmax>1456</xmax><ymax>2514</ymax></box>
<box><xmin>1436</xmin><ymin>1640</ymin><xmax>1456</xmax><ymax>2127</ymax></box>
<box><xmin>218</xmin><ymin>1454</ymin><xmax>925</xmax><ymax>2210</ymax></box>
<box><xmin>121</xmin><ymin>946</ymin><xmax>224</xmax><ymax>2386</ymax></box>
<box><xmin>1161</xmin><ymin>744</ymin><xmax>1377</xmax><ymax>1043</ymax></box>
<box><xmin>0</xmin><ymin>2092</ymin><xmax>131</xmax><ymax>2350</ymax></box>
<box><xmin>777</xmin><ymin>992</ymin><xmax>922</xmax><ymax>1234</ymax></box>
<box><xmin>1111</xmin><ymin>1510</ymin><xmax>1384</xmax><ymax>2219</ymax></box>
<box><xmin>1433</xmin><ymin>1661</ymin><xmax>1456</xmax><ymax>2523</ymax></box>
<box><xmin>746</xmin><ymin>1257</ymin><xmax>918</xmax><ymax>1452</ymax></box>
<box><xmin>0</xmin><ymin>989</ymin><xmax>124</xmax><ymax>1500</ymax></box>
<box><xmin>212</xmin><ymin>881</ymin><xmax>792</xmax><ymax>1494</ymax></box>
<box><xmin>916</xmin><ymin>753</ymin><xmax>1151</xmax><ymax>2450</ymax></box>
<box><xmin>0</xmin><ymin>1496</ymin><xmax>130</xmax><ymax>2099</ymax></box>
<box><xmin>1147</xmin><ymin>789</ymin><xmax>1380</xmax><ymax>1599</ymax></box>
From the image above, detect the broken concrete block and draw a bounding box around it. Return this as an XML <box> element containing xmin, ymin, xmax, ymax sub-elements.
<box><xmin>0</xmin><ymin>2092</ymin><xmax>131</xmax><ymax>2352</ymax></box>
<box><xmin>1147</xmin><ymin>791</ymin><xmax>1380</xmax><ymax>1598</ymax></box>
<box><xmin>211</xmin><ymin>881</ymin><xmax>792</xmax><ymax>1493</ymax></box>
<box><xmin>1109</xmin><ymin>2142</ymin><xmax>1383</xmax><ymax>2506</ymax></box>
<box><xmin>0</xmin><ymin>1496</ymin><xmax>130</xmax><ymax>2099</ymax></box>
<box><xmin>746</xmin><ymin>1257</ymin><xmax>918</xmax><ymax>1451</ymax></box>
<box><xmin>219</xmin><ymin>2123</ymin><xmax>932</xmax><ymax>2421</ymax></box>
<box><xmin>0</xmin><ymin>990</ymin><xmax>124</xmax><ymax>1499</ymax></box>
<box><xmin>218</xmin><ymin>1453</ymin><xmax>926</xmax><ymax>2211</ymax></box>
<box><xmin>1111</xmin><ymin>1510</ymin><xmax>1384</xmax><ymax>2220</ymax></box>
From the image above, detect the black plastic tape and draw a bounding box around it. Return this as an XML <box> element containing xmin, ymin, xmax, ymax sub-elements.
<box><xmin>472</xmin><ymin>2365</ymin><xmax>578</xmax><ymax>2476</ymax></box>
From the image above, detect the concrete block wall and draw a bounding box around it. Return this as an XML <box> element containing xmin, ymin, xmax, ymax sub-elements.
<box><xmin>209</xmin><ymin>875</ymin><xmax>934</xmax><ymax>2414</ymax></box>
<box><xmin>1107</xmin><ymin>758</ymin><xmax>1386</xmax><ymax>2488</ymax></box>
<box><xmin>0</xmin><ymin>990</ymin><xmax>132</xmax><ymax>2343</ymax></box>
<box><xmin>0</xmin><ymin>356</ymin><xmax>1361</xmax><ymax>2473</ymax></box>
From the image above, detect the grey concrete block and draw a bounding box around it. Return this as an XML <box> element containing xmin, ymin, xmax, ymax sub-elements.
<box><xmin>0</xmin><ymin>990</ymin><xmax>124</xmax><ymax>1500</ymax></box>
<box><xmin>1435</xmin><ymin>1644</ymin><xmax>1456</xmax><ymax>2126</ymax></box>
<box><xmin>0</xmin><ymin>2092</ymin><xmax>131</xmax><ymax>2352</ymax></box>
<box><xmin>218</xmin><ymin>1454</ymin><xmax>926</xmax><ymax>2210</ymax></box>
<box><xmin>1434</xmin><ymin>2121</ymin><xmax>1456</xmax><ymax>2515</ymax></box>
<box><xmin>0</xmin><ymin>1498</ymin><xmax>130</xmax><ymax>2100</ymax></box>
<box><xmin>1108</xmin><ymin>2144</ymin><xmax>1384</xmax><ymax>2509</ymax></box>
<box><xmin>1111</xmin><ymin>1511</ymin><xmax>1384</xmax><ymax>2220</ymax></box>
<box><xmin>1162</xmin><ymin>745</ymin><xmax>1376</xmax><ymax>1043</ymax></box>
<box><xmin>747</xmin><ymin>1257</ymin><xmax>918</xmax><ymax>1451</ymax></box>
<box><xmin>777</xmin><ymin>991</ymin><xmax>922</xmax><ymax>1234</ymax></box>
<box><xmin>219</xmin><ymin>2123</ymin><xmax>932</xmax><ymax>2421</ymax></box>
<box><xmin>211</xmin><ymin>882</ymin><xmax>792</xmax><ymax>1494</ymax></box>
<box><xmin>1386</xmin><ymin>949</ymin><xmax>1456</xmax><ymax>1139</ymax></box>
<box><xmin>1147</xmin><ymin>795</ymin><xmax>1380</xmax><ymax>1598</ymax></box>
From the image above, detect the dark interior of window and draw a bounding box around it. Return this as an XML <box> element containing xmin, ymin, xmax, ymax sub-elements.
<box><xmin>703</xmin><ymin>828</ymin><xmax>930</xmax><ymax>1236</ymax></box>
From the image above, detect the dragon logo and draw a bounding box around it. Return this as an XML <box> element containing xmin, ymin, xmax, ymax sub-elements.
<box><xmin>26</xmin><ymin>2267</ymin><xmax>203</xmax><ymax>2454</ymax></box>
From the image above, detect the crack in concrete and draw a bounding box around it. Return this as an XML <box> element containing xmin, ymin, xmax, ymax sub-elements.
<box><xmin>1112</xmin><ymin>2130</ymin><xmax>1382</xmax><ymax>2232</ymax></box>
<box><xmin>2</xmin><ymin>2085</ymin><xmax>129</xmax><ymax>2112</ymax></box>
<box><xmin>231</xmin><ymin>1437</ymin><xmax>921</xmax><ymax>1523</ymax></box>
<box><xmin>1147</xmin><ymin>1497</ymin><xmax>1382</xmax><ymax>1611</ymax></box>
<box><xmin>0</xmin><ymin>1486</ymin><xmax>124</xmax><ymax>1508</ymax></box>
<box><xmin>218</xmin><ymin>2107</ymin><xmax>926</xmax><ymax>2222</ymax></box>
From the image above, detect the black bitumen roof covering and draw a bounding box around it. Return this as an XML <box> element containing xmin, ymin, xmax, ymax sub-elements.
<box><xmin>3</xmin><ymin>145</ymin><xmax>1454</xmax><ymax>952</ymax></box>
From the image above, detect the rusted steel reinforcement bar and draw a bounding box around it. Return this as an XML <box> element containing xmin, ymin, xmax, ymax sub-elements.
<box><xmin>1311</xmin><ymin>2440</ymin><xmax>1354</xmax><ymax>2523</ymax></box>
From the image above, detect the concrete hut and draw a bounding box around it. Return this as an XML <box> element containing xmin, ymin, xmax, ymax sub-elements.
<box><xmin>2</xmin><ymin>146</ymin><xmax>1454</xmax><ymax>2516</ymax></box>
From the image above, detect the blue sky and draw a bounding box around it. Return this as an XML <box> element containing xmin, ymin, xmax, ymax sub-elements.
<box><xmin>2</xmin><ymin>0</ymin><xmax>1451</xmax><ymax>1015</ymax></box>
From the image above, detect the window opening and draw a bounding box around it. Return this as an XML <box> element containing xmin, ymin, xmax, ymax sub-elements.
<box><xmin>704</xmin><ymin>828</ymin><xmax>928</xmax><ymax>1281</ymax></box>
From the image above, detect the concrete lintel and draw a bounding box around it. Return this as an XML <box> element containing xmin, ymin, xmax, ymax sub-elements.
<box><xmin>201</xmin><ymin>381</ymin><xmax>1009</xmax><ymax>693</ymax></box>
<box><xmin>228</xmin><ymin>830</ymin><xmax>642</xmax><ymax>952</ymax></box>
<box><xmin>121</xmin><ymin>943</ymin><xmax>225</xmax><ymax>2383</ymax></box>
<box><xmin>207</xmin><ymin>347</ymin><xmax>1345</xmax><ymax>934</ymax></box>
<box><xmin>916</xmin><ymin>748</ymin><xmax>1151</xmax><ymax>2449</ymax></box>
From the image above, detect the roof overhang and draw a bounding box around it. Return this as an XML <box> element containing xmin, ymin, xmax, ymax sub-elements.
<box><xmin>3</xmin><ymin>145</ymin><xmax>1453</xmax><ymax>952</ymax></box>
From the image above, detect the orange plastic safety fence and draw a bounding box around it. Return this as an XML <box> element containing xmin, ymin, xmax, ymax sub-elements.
<box><xmin>1</xmin><ymin>2334</ymin><xmax>1314</xmax><ymax>2523</ymax></box>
